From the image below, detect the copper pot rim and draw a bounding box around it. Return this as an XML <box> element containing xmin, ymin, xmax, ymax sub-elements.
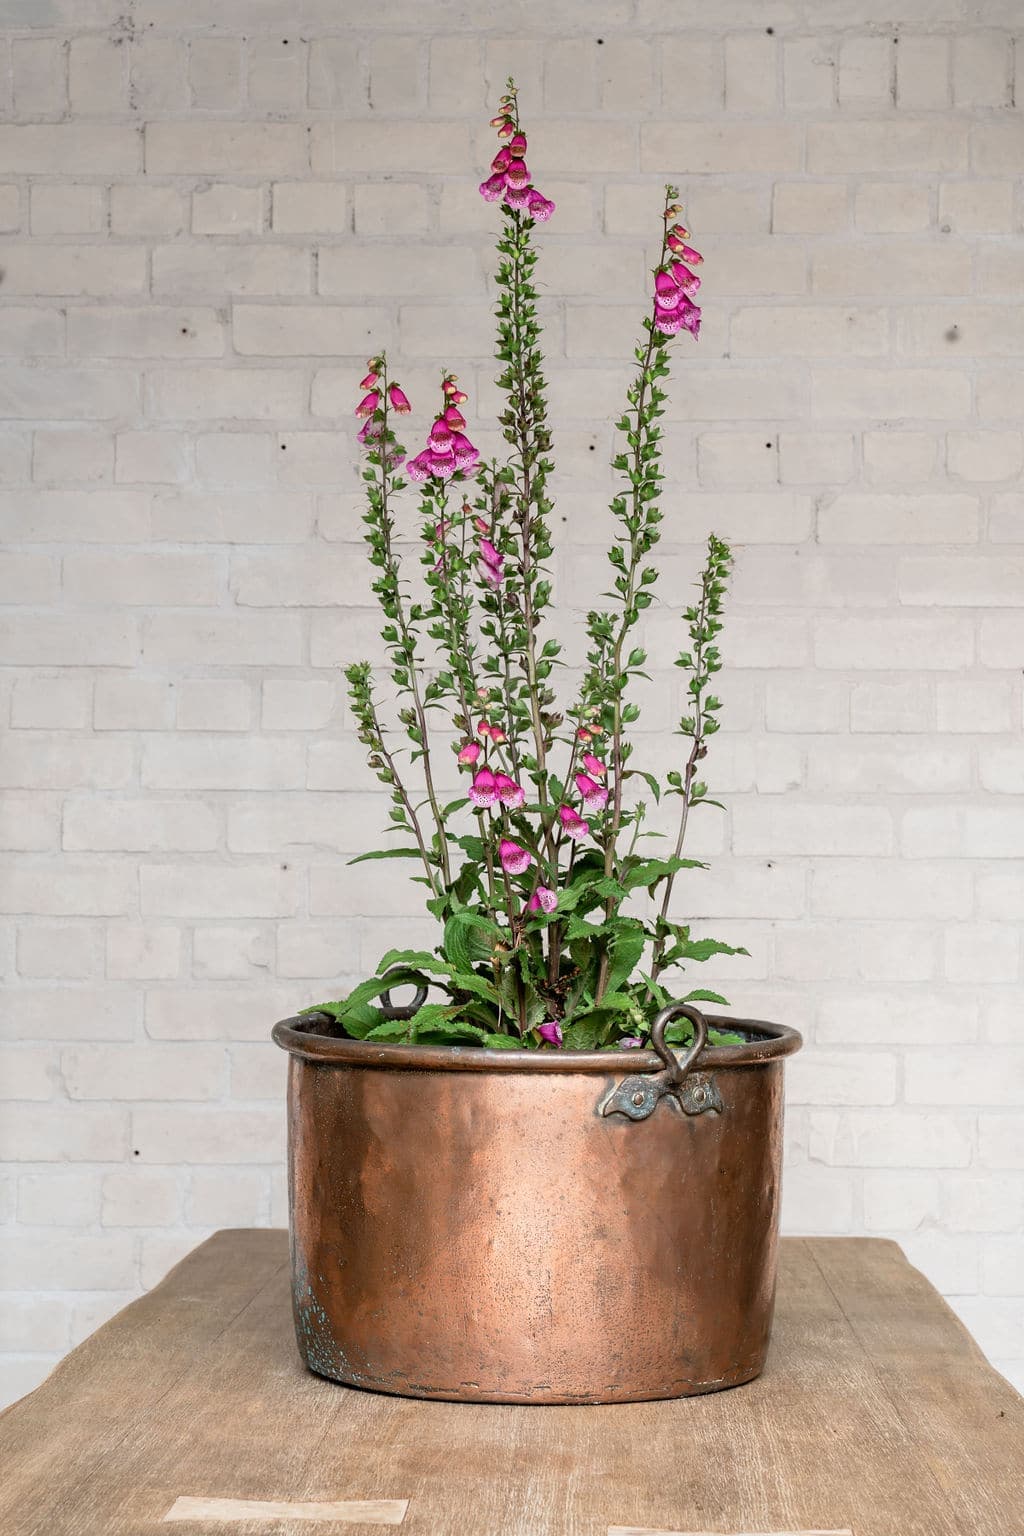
<box><xmin>272</xmin><ymin>1010</ymin><xmax>802</xmax><ymax>1074</ymax></box>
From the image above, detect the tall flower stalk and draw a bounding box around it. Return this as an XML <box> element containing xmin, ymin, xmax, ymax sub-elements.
<box><xmin>315</xmin><ymin>87</ymin><xmax>747</xmax><ymax>1054</ymax></box>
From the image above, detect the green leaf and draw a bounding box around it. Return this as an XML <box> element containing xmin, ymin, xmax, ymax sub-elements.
<box><xmin>376</xmin><ymin>948</ymin><xmax>442</xmax><ymax>973</ymax></box>
<box><xmin>347</xmin><ymin>847</ymin><xmax>424</xmax><ymax>865</ymax></box>
<box><xmin>622</xmin><ymin>855</ymin><xmax>706</xmax><ymax>892</ymax></box>
<box><xmin>481</xmin><ymin>1032</ymin><xmax>521</xmax><ymax>1050</ymax></box>
<box><xmin>675</xmin><ymin>938</ymin><xmax>749</xmax><ymax>964</ymax></box>
<box><xmin>604</xmin><ymin>921</ymin><xmax>647</xmax><ymax>994</ymax></box>
<box><xmin>682</xmin><ymin>988</ymin><xmax>731</xmax><ymax>1006</ymax></box>
<box><xmin>444</xmin><ymin>911</ymin><xmax>505</xmax><ymax>974</ymax></box>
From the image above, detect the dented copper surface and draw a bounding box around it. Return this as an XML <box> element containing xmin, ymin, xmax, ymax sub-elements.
<box><xmin>272</xmin><ymin>1007</ymin><xmax>802</xmax><ymax>1405</ymax></box>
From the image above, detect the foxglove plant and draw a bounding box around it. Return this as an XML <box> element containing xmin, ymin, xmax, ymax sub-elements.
<box><xmin>316</xmin><ymin>80</ymin><xmax>746</xmax><ymax>1052</ymax></box>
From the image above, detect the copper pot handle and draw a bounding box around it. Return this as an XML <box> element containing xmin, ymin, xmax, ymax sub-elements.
<box><xmin>379</xmin><ymin>968</ymin><xmax>429</xmax><ymax>1020</ymax></box>
<box><xmin>602</xmin><ymin>998</ymin><xmax>723</xmax><ymax>1121</ymax></box>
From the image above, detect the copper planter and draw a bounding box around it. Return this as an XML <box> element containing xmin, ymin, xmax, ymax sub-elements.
<box><xmin>272</xmin><ymin>1002</ymin><xmax>801</xmax><ymax>1404</ymax></box>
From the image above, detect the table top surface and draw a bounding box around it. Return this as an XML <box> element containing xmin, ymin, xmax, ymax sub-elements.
<box><xmin>1</xmin><ymin>1231</ymin><xmax>1021</xmax><ymax>1536</ymax></box>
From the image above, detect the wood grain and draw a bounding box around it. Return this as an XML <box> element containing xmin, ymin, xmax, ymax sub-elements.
<box><xmin>163</xmin><ymin>1496</ymin><xmax>408</xmax><ymax>1524</ymax></box>
<box><xmin>0</xmin><ymin>1232</ymin><xmax>1020</xmax><ymax>1536</ymax></box>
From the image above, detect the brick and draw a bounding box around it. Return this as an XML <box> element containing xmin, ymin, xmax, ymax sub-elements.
<box><xmin>855</xmin><ymin>182</ymin><xmax>931</xmax><ymax>233</ymax></box>
<box><xmin>0</xmin><ymin>370</ymin><xmax>139</xmax><ymax>423</ymax></box>
<box><xmin>781</xmin><ymin>1167</ymin><xmax>854</xmax><ymax>1235</ymax></box>
<box><xmin>899</xmin><ymin>304</ymin><xmax>1024</xmax><ymax>359</ymax></box>
<box><xmin>839</xmin><ymin>34</ymin><xmax>892</xmax><ymax>106</ymax></box>
<box><xmin>914</xmin><ymin>1056</ymin><xmax>1024</xmax><ymax>1105</ymax></box>
<box><xmin>765</xmin><ymin>677</ymin><xmax>846</xmax><ymax>733</ymax></box>
<box><xmin>192</xmin><ymin>926</ymin><xmax>274</xmax><ymax>980</ymax></box>
<box><xmin>697</xmin><ymin>433</ymin><xmax>779</xmax><ymax>490</ymax></box>
<box><xmin>231</xmin><ymin>548</ymin><xmax>370</xmax><ymax>607</ymax></box>
<box><xmin>318</xmin><ymin>244</ymin><xmax>481</xmax><ymax>299</ymax></box>
<box><xmin>984</xmin><ymin>1237</ymin><xmax>1024</xmax><ymax>1296</ymax></box>
<box><xmin>131</xmin><ymin>1106</ymin><xmax>284</xmax><ymax>1164</ymax></box>
<box><xmin>230</xmin><ymin>1043</ymin><xmax>286</xmax><ymax>1101</ymax></box>
<box><xmin>0</xmin><ymin>246</ymin><xmax>145</xmax><ymax>298</ymax></box>
<box><xmin>0</xmin><ymin>1104</ymin><xmax>127</xmax><ymax>1162</ymax></box>
<box><xmin>0</xmin><ymin>1297</ymin><xmax>69</xmax><ymax>1353</ymax></box>
<box><xmin>979</xmin><ymin>746</ymin><xmax>1024</xmax><ymax>794</ymax></box>
<box><xmin>188</xmin><ymin>1168</ymin><xmax>268</xmax><ymax>1226</ymax></box>
<box><xmin>261</xmin><ymin>679</ymin><xmax>335</xmax><ymax>730</ymax></box>
<box><xmin>64</xmin><ymin>1043</ymin><xmax>225</xmax><ymax>1101</ymax></box>
<box><xmin>789</xmin><ymin>1050</ymin><xmax>897</xmax><ymax>1107</ymax></box>
<box><xmin>896</xmin><ymin>35</ymin><xmax>950</xmax><ymax>109</ymax></box>
<box><xmin>808</xmin><ymin>739</ymin><xmax>970</xmax><ymax>793</ymax></box>
<box><xmin>17</xmin><ymin>924</ymin><xmax>101</xmax><ymax>980</ymax></box>
<box><xmin>94</xmin><ymin>676</ymin><xmax>174</xmax><ymax>731</ymax></box>
<box><xmin>0</xmin><ymin>554</ymin><xmax>59</xmax><ymax>607</ymax></box>
<box><xmin>130</xmin><ymin>35</ymin><xmax>187</xmax><ymax>112</ymax></box>
<box><xmin>608</xmin><ymin>183</ymin><xmax>766</xmax><ymax>237</ymax></box>
<box><xmin>276</xmin><ymin>923</ymin><xmax>360</xmax><ymax>980</ymax></box>
<box><xmin>990</xmin><ymin>495</ymin><xmax>1024</xmax><ymax>543</ymax></box>
<box><xmin>732</xmin><ymin>548</ymin><xmax>894</xmax><ymax>608</ymax></box>
<box><xmin>980</xmin><ymin>1114</ymin><xmax>1024</xmax><ymax>1169</ymax></box>
<box><xmin>233</xmin><ymin>305</ymin><xmax>387</xmax><ymax>357</ymax></box>
<box><xmin>813</xmin><ymin>368</ymin><xmax>970</xmax><ymax>422</ymax></box>
<box><xmin>811</xmin><ymin>861</ymin><xmax>969</xmax><ymax>920</ymax></box>
<box><xmin>146</xmin><ymin>368</ymin><xmax>305</xmax><ymax>423</ymax></box>
<box><xmin>311</xmin><ymin>120</ymin><xmax>467</xmax><ymax>176</ymax></box>
<box><xmin>815</xmin><ymin>612</ymin><xmax>974</xmax><ymax>671</ymax></box>
<box><xmin>0</xmin><ymin>125</ymin><xmax>139</xmax><ymax>174</ymax></box>
<box><xmin>945</xmin><ymin>925</ymin><xmax>1020</xmax><ymax>984</ymax></box>
<box><xmin>68</xmin><ymin>35</ymin><xmax>124</xmax><ymax>113</ymax></box>
<box><xmin>153</xmin><ymin>245</ymin><xmax>309</xmax><ymax>298</ymax></box>
<box><xmin>176</xmin><ymin>679</ymin><xmax>252</xmax><ymax>732</ymax></box>
<box><xmin>33</xmin><ymin>429</ymin><xmax>112</xmax><ymax>484</ymax></box>
<box><xmin>110</xmin><ymin>184</ymin><xmax>185</xmax><ymax>237</ymax></box>
<box><xmin>732</xmin><ymin>305</ymin><xmax>885</xmax><ymax>358</ymax></box>
<box><xmin>862</xmin><ymin>431</ymin><xmax>937</xmax><ymax>484</ymax></box>
<box><xmin>777</xmin><ymin>431</ymin><xmax>853</xmax><ymax>485</ymax></box>
<box><xmin>274</xmin><ymin>182</ymin><xmax>349</xmax><ymax>233</ymax></box>
<box><xmin>863</xmin><ymin>1173</ymin><xmax>940</xmax><ymax>1231</ymax></box>
<box><xmin>817</xmin><ymin>991</ymin><xmax>976</xmax><ymax>1046</ymax></box>
<box><xmin>900</xmin><ymin>554</ymin><xmax>1024</xmax><ymax>606</ymax></box>
<box><xmin>141</xmin><ymin>613</ymin><xmax>302</xmax><ymax>670</ymax></box>
<box><xmin>732</xmin><ymin>803</ymin><xmax>891</xmax><ymax>857</ymax></box>
<box><xmin>145</xmin><ymin>121</ymin><xmax>306</xmax><ymax>175</ymax></box>
<box><xmin>783</xmin><ymin>38</ymin><xmax>836</xmax><ymax>111</ymax></box>
<box><xmin>944</xmin><ymin>1175</ymin><xmax>1024</xmax><ymax>1233</ymax></box>
<box><xmin>938</xmin><ymin>181</ymin><xmax>1013</xmax><ymax>234</ymax></box>
<box><xmin>152</xmin><ymin>491</ymin><xmax>312</xmax><ymax>543</ymax></box>
<box><xmin>30</xmin><ymin>184</ymin><xmax>104</xmax><ymax>235</ymax></box>
<box><xmin>368</xmin><ymin>35</ymin><xmax>421</xmax><ymax>112</ymax></box>
<box><xmin>63</xmin><ymin>799</ymin><xmax>220</xmax><ymax>853</ymax></box>
<box><xmin>657</xmin><ymin>35</ymin><xmax>722</xmax><ymax>112</ymax></box>
<box><xmin>107</xmin><ymin>925</ymin><xmax>181</xmax><ymax>981</ymax></box>
<box><xmin>12</xmin><ymin>674</ymin><xmax>92</xmax><ymax>736</ymax></box>
<box><xmin>901</xmin><ymin>805</ymin><xmax>1024</xmax><ymax>859</ymax></box>
<box><xmin>310</xmin><ymin>861</ymin><xmax>434</xmax><ymax>919</ymax></box>
<box><xmin>978</xmin><ymin>370</ymin><xmax>1024</xmax><ymax>424</ymax></box>
<box><xmin>818</xmin><ymin>493</ymin><xmax>977</xmax><ymax>544</ymax></box>
<box><xmin>12</xmin><ymin>37</ymin><xmax>67</xmax><ymax>115</ymax></box>
<box><xmin>141</xmin><ymin>865</ymin><xmax>301</xmax><ymax>918</ymax></box>
<box><xmin>814</xmin><ymin>242</ymin><xmax>970</xmax><ymax>297</ymax></box>
<box><xmin>954</xmin><ymin>32</ymin><xmax>1011</xmax><ymax>107</ymax></box>
<box><xmin>0</xmin><ymin>1046</ymin><xmax>57</xmax><ymax>1100</ymax></box>
<box><xmin>247</xmin><ymin>37</ymin><xmax>307</xmax><ymax>111</ymax></box>
<box><xmin>64</xmin><ymin>552</ymin><xmax>222</xmax><ymax>607</ymax></box>
<box><xmin>774</xmin><ymin>922</ymin><xmax>937</xmax><ymax>982</ymax></box>
<box><xmin>0</xmin><ymin>307</ymin><xmax>64</xmax><ymax>358</ymax></box>
<box><xmin>189</xmin><ymin>38</ymin><xmax>241</xmax><ymax>108</ymax></box>
<box><xmin>101</xmin><ymin>1170</ymin><xmax>180</xmax><ymax>1227</ymax></box>
<box><xmin>642</xmin><ymin>122</ymin><xmax>800</xmax><ymax>174</ymax></box>
<box><xmin>772</xmin><ymin>182</ymin><xmax>847</xmax><ymax>233</ymax></box>
<box><xmin>142</xmin><ymin>736</ymin><xmax>304</xmax><ymax>791</ymax></box>
<box><xmin>145</xmin><ymin>986</ymin><xmax>298</xmax><ymax>1041</ymax></box>
<box><xmin>6</xmin><ymin>987</ymin><xmax>137</xmax><ymax>1042</ymax></box>
<box><xmin>903</xmin><ymin>1232</ymin><xmax>979</xmax><ymax>1295</ymax></box>
<box><xmin>850</xmin><ymin>680</ymin><xmax>932</xmax><ymax>734</ymax></box>
<box><xmin>972</xmin><ymin>118</ymin><xmax>1024</xmax><ymax>175</ymax></box>
<box><xmin>192</xmin><ymin>183</ymin><xmax>262</xmax><ymax>235</ymax></box>
<box><xmin>1</xmin><ymin>861</ymin><xmax>135</xmax><ymax>917</ymax></box>
<box><xmin>0</xmin><ymin>1232</ymin><xmax>134</xmax><ymax>1290</ymax></box>
<box><xmin>70</xmin><ymin>307</ymin><xmax>225</xmax><ymax>362</ymax></box>
<box><xmin>809</xmin><ymin>118</ymin><xmax>966</xmax><ymax>172</ymax></box>
<box><xmin>724</xmin><ymin>32</ymin><xmax>777</xmax><ymax>111</ymax></box>
<box><xmin>228</xmin><ymin>793</ymin><xmax>388</xmax><ymax>852</ymax></box>
<box><xmin>0</xmin><ymin>733</ymin><xmax>133</xmax><ymax>789</ymax></box>
<box><xmin>0</xmin><ymin>184</ymin><xmax>19</xmax><ymax>231</ymax></box>
<box><xmin>115</xmin><ymin>431</ymin><xmax>187</xmax><ymax>485</ymax></box>
<box><xmin>936</xmin><ymin>679</ymin><xmax>1014</xmax><ymax>734</ymax></box>
<box><xmin>980</xmin><ymin>613</ymin><xmax>1024</xmax><ymax>668</ymax></box>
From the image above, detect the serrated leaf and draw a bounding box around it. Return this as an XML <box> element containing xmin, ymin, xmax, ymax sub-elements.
<box><xmin>444</xmin><ymin>911</ymin><xmax>505</xmax><ymax>974</ymax></box>
<box><xmin>347</xmin><ymin>847</ymin><xmax>424</xmax><ymax>866</ymax></box>
<box><xmin>622</xmin><ymin>855</ymin><xmax>705</xmax><ymax>892</ymax></box>
<box><xmin>481</xmin><ymin>1032</ymin><xmax>521</xmax><ymax>1050</ymax></box>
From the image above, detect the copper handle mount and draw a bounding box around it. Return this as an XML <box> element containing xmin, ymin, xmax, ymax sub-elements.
<box><xmin>601</xmin><ymin>1000</ymin><xmax>724</xmax><ymax>1121</ymax></box>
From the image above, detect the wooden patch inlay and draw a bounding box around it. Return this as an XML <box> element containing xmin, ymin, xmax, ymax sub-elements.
<box><xmin>163</xmin><ymin>1496</ymin><xmax>408</xmax><ymax>1525</ymax></box>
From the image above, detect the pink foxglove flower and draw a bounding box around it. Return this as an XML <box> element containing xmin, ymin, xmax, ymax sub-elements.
<box><xmin>355</xmin><ymin>391</ymin><xmax>379</xmax><ymax>417</ymax></box>
<box><xmin>458</xmin><ymin>740</ymin><xmax>481</xmax><ymax>766</ymax></box>
<box><xmin>489</xmin><ymin>726</ymin><xmax>507</xmax><ymax>745</ymax></box>
<box><xmin>576</xmin><ymin>726</ymin><xmax>592</xmax><ymax>743</ymax></box>
<box><xmin>582</xmin><ymin>753</ymin><xmax>606</xmax><ymax>779</ymax></box>
<box><xmin>477</xmin><ymin>718</ymin><xmax>492</xmax><ymax>737</ymax></box>
<box><xmin>356</xmin><ymin>417</ymin><xmax>383</xmax><ymax>445</ymax></box>
<box><xmin>493</xmin><ymin>772</ymin><xmax>525</xmax><ymax>809</ymax></box>
<box><xmin>528</xmin><ymin>885</ymin><xmax>557</xmax><ymax>914</ymax></box>
<box><xmin>479</xmin><ymin>538</ymin><xmax>502</xmax><ymax>568</ymax></box>
<box><xmin>499</xmin><ymin>838</ymin><xmax>532</xmax><ymax>875</ymax></box>
<box><xmin>575</xmin><ymin>773</ymin><xmax>609</xmax><ymax>812</ymax></box>
<box><xmin>559</xmin><ymin>804</ymin><xmax>590</xmax><ymax>842</ymax></box>
<box><xmin>359</xmin><ymin>369</ymin><xmax>379</xmax><ymax>389</ymax></box>
<box><xmin>469</xmin><ymin>767</ymin><xmax>498</xmax><ymax>808</ymax></box>
<box><xmin>620</xmin><ymin>1036</ymin><xmax>643</xmax><ymax>1049</ymax></box>
<box><xmin>388</xmin><ymin>384</ymin><xmax>411</xmax><ymax>413</ymax></box>
<box><xmin>478</xmin><ymin>101</ymin><xmax>556</xmax><ymax>222</ymax></box>
<box><xmin>537</xmin><ymin>1021</ymin><xmax>563</xmax><ymax>1047</ymax></box>
<box><xmin>480</xmin><ymin>173</ymin><xmax>507</xmax><ymax>201</ymax></box>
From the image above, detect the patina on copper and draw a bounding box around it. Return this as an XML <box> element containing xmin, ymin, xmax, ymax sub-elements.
<box><xmin>272</xmin><ymin>1002</ymin><xmax>802</xmax><ymax>1405</ymax></box>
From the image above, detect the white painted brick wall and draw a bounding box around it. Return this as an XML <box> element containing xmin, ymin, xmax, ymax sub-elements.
<box><xmin>1</xmin><ymin>0</ymin><xmax>1022</xmax><ymax>1407</ymax></box>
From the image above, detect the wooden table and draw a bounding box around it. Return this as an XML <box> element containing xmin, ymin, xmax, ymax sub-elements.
<box><xmin>1</xmin><ymin>1232</ymin><xmax>1021</xmax><ymax>1536</ymax></box>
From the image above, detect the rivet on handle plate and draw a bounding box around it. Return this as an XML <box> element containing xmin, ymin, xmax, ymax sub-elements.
<box><xmin>601</xmin><ymin>1001</ymin><xmax>724</xmax><ymax>1121</ymax></box>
